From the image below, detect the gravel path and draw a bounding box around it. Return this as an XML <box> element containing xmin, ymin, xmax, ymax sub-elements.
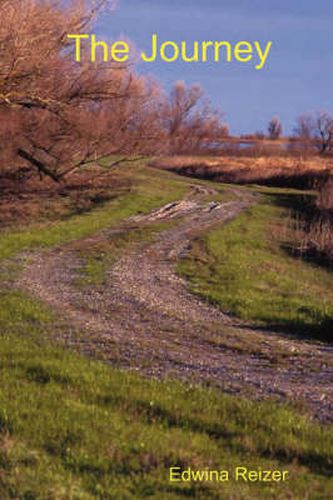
<box><xmin>17</xmin><ymin>186</ymin><xmax>333</xmax><ymax>423</ymax></box>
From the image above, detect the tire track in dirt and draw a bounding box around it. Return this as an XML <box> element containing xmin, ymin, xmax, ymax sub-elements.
<box><xmin>17</xmin><ymin>186</ymin><xmax>333</xmax><ymax>422</ymax></box>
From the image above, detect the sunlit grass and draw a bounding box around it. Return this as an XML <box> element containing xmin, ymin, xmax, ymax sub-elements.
<box><xmin>1</xmin><ymin>165</ymin><xmax>333</xmax><ymax>497</ymax></box>
<box><xmin>0</xmin><ymin>289</ymin><xmax>333</xmax><ymax>498</ymax></box>
<box><xmin>178</xmin><ymin>190</ymin><xmax>333</xmax><ymax>339</ymax></box>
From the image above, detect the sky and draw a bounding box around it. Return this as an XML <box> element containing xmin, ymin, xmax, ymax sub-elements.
<box><xmin>97</xmin><ymin>0</ymin><xmax>333</xmax><ymax>135</ymax></box>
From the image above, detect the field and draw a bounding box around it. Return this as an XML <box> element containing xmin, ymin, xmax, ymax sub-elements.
<box><xmin>0</xmin><ymin>160</ymin><xmax>333</xmax><ymax>498</ymax></box>
<box><xmin>152</xmin><ymin>155</ymin><xmax>333</xmax><ymax>188</ymax></box>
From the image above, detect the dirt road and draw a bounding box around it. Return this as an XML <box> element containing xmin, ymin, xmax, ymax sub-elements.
<box><xmin>17</xmin><ymin>186</ymin><xmax>333</xmax><ymax>422</ymax></box>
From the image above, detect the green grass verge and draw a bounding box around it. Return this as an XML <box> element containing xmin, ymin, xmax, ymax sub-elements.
<box><xmin>178</xmin><ymin>189</ymin><xmax>333</xmax><ymax>339</ymax></box>
<box><xmin>0</xmin><ymin>289</ymin><xmax>333</xmax><ymax>498</ymax></box>
<box><xmin>0</xmin><ymin>164</ymin><xmax>188</xmax><ymax>261</ymax></box>
<box><xmin>1</xmin><ymin>166</ymin><xmax>333</xmax><ymax>497</ymax></box>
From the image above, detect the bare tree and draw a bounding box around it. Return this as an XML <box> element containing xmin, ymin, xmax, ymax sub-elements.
<box><xmin>164</xmin><ymin>81</ymin><xmax>228</xmax><ymax>154</ymax></box>
<box><xmin>0</xmin><ymin>0</ymin><xmax>167</xmax><ymax>181</ymax></box>
<box><xmin>294</xmin><ymin>112</ymin><xmax>333</xmax><ymax>154</ymax></box>
<box><xmin>0</xmin><ymin>2</ymin><xmax>229</xmax><ymax>181</ymax></box>
<box><xmin>295</xmin><ymin>114</ymin><xmax>314</xmax><ymax>140</ymax></box>
<box><xmin>314</xmin><ymin>112</ymin><xmax>333</xmax><ymax>154</ymax></box>
<box><xmin>267</xmin><ymin>116</ymin><xmax>283</xmax><ymax>140</ymax></box>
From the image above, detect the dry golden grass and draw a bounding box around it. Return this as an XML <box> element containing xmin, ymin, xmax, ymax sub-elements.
<box><xmin>306</xmin><ymin>178</ymin><xmax>333</xmax><ymax>261</ymax></box>
<box><xmin>152</xmin><ymin>155</ymin><xmax>333</xmax><ymax>189</ymax></box>
<box><xmin>278</xmin><ymin>177</ymin><xmax>333</xmax><ymax>263</ymax></box>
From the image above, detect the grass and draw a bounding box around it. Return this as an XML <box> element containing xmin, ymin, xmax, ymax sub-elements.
<box><xmin>178</xmin><ymin>188</ymin><xmax>333</xmax><ymax>340</ymax></box>
<box><xmin>0</xmin><ymin>163</ymin><xmax>189</xmax><ymax>261</ymax></box>
<box><xmin>153</xmin><ymin>155</ymin><xmax>333</xmax><ymax>189</ymax></box>
<box><xmin>1</xmin><ymin>162</ymin><xmax>333</xmax><ymax>497</ymax></box>
<box><xmin>1</xmin><ymin>289</ymin><xmax>333</xmax><ymax>498</ymax></box>
<box><xmin>75</xmin><ymin>223</ymin><xmax>173</xmax><ymax>287</ymax></box>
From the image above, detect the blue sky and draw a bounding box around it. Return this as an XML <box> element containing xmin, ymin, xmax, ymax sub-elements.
<box><xmin>98</xmin><ymin>0</ymin><xmax>333</xmax><ymax>135</ymax></box>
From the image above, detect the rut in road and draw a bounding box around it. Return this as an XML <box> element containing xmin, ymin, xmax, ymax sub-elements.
<box><xmin>17</xmin><ymin>185</ymin><xmax>333</xmax><ymax>423</ymax></box>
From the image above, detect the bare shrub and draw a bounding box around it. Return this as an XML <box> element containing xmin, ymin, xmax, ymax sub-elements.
<box><xmin>267</xmin><ymin>116</ymin><xmax>283</xmax><ymax>140</ymax></box>
<box><xmin>306</xmin><ymin>219</ymin><xmax>333</xmax><ymax>260</ymax></box>
<box><xmin>285</xmin><ymin>177</ymin><xmax>333</xmax><ymax>263</ymax></box>
<box><xmin>317</xmin><ymin>177</ymin><xmax>333</xmax><ymax>210</ymax></box>
<box><xmin>295</xmin><ymin>112</ymin><xmax>333</xmax><ymax>155</ymax></box>
<box><xmin>289</xmin><ymin>215</ymin><xmax>333</xmax><ymax>263</ymax></box>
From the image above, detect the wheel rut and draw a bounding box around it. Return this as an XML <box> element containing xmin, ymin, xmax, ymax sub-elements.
<box><xmin>16</xmin><ymin>186</ymin><xmax>333</xmax><ymax>423</ymax></box>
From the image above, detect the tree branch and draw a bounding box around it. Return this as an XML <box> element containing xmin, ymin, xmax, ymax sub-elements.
<box><xmin>17</xmin><ymin>148</ymin><xmax>60</xmax><ymax>182</ymax></box>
